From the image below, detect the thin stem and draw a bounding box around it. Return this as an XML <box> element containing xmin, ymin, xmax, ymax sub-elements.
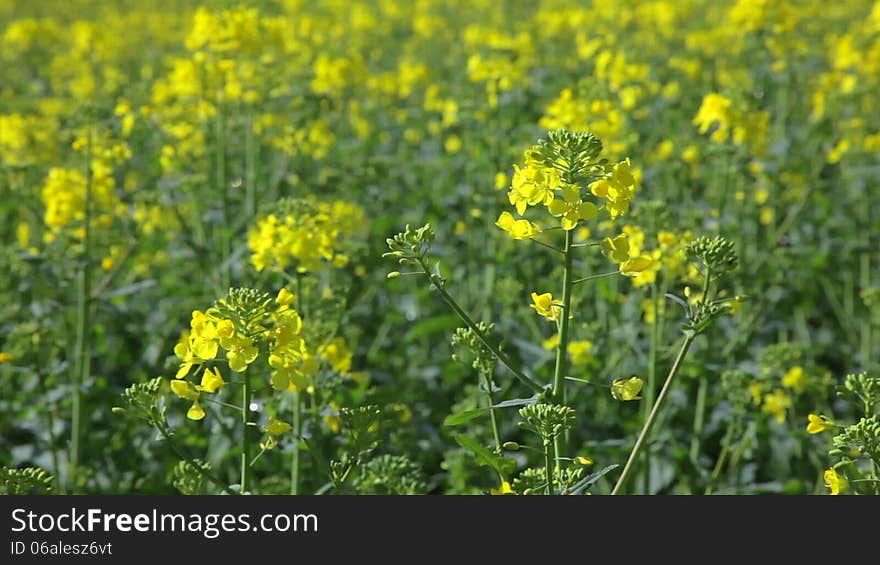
<box><xmin>156</xmin><ymin>424</ymin><xmax>236</xmax><ymax>495</ymax></box>
<box><xmin>705</xmin><ymin>418</ymin><xmax>738</xmax><ymax>495</ymax></box>
<box><xmin>702</xmin><ymin>267</ymin><xmax>713</xmax><ymax>302</ymax></box>
<box><xmin>250</xmin><ymin>448</ymin><xmax>267</xmax><ymax>467</ymax></box>
<box><xmin>417</xmin><ymin>258</ymin><xmax>543</xmax><ymax>393</ymax></box>
<box><xmin>544</xmin><ymin>441</ymin><xmax>554</xmax><ymax>495</ymax></box>
<box><xmin>240</xmin><ymin>372</ymin><xmax>252</xmax><ymax>493</ymax></box>
<box><xmin>642</xmin><ymin>281</ymin><xmax>660</xmax><ymax>495</ymax></box>
<box><xmin>290</xmin><ymin>390</ymin><xmax>301</xmax><ymax>495</ymax></box>
<box><xmin>572</xmin><ymin>270</ymin><xmax>620</xmax><ymax>285</ymax></box>
<box><xmin>689</xmin><ymin>377</ymin><xmax>708</xmax><ymax>464</ymax></box>
<box><xmin>245</xmin><ymin>110</ymin><xmax>257</xmax><ymax>219</ymax></box>
<box><xmin>552</xmin><ymin>229</ymin><xmax>574</xmax><ymax>465</ymax></box>
<box><xmin>612</xmin><ymin>332</ymin><xmax>696</xmax><ymax>495</ymax></box>
<box><xmin>481</xmin><ymin>370</ymin><xmax>503</xmax><ymax>454</ymax></box>
<box><xmin>70</xmin><ymin>126</ymin><xmax>94</xmax><ymax>493</ymax></box>
<box><xmin>216</xmin><ymin>105</ymin><xmax>230</xmax><ymax>290</ymax></box>
<box><xmin>530</xmin><ymin>238</ymin><xmax>564</xmax><ymax>254</ymax></box>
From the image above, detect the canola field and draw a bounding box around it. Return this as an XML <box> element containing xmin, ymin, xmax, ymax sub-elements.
<box><xmin>1</xmin><ymin>0</ymin><xmax>879</xmax><ymax>495</ymax></box>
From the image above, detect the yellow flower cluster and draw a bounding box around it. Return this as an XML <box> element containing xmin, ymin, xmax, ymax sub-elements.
<box><xmin>248</xmin><ymin>198</ymin><xmax>366</xmax><ymax>274</ymax></box>
<box><xmin>599</xmin><ymin>233</ymin><xmax>654</xmax><ymax>279</ymax></box>
<box><xmin>497</xmin><ymin>140</ymin><xmax>638</xmax><ymax>238</ymax></box>
<box><xmin>540</xmin><ymin>89</ymin><xmax>631</xmax><ymax>157</ymax></box>
<box><xmin>38</xmin><ymin>129</ymin><xmax>131</xmax><ymax>243</ymax></box>
<box><xmin>170</xmin><ymin>289</ymin><xmax>317</xmax><ymax>420</ymax></box>
<box><xmin>693</xmin><ymin>93</ymin><xmax>770</xmax><ymax>156</ymax></box>
<box><xmin>0</xmin><ymin>113</ymin><xmax>58</xmax><ymax>166</ymax></box>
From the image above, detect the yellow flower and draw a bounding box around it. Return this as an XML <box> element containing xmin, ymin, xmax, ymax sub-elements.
<box><xmin>823</xmin><ymin>468</ymin><xmax>847</xmax><ymax>495</ymax></box>
<box><xmin>490</xmin><ymin>481</ymin><xmax>514</xmax><ymax>495</ymax></box>
<box><xmin>542</xmin><ymin>333</ymin><xmax>560</xmax><ymax>350</ymax></box>
<box><xmin>547</xmin><ymin>185</ymin><xmax>598</xmax><ymax>231</ymax></box>
<box><xmin>761</xmin><ymin>389</ymin><xmax>792</xmax><ymax>423</ymax></box>
<box><xmin>568</xmin><ymin>340</ymin><xmax>593</xmax><ymax>364</ymax></box>
<box><xmin>508</xmin><ymin>156</ymin><xmax>560</xmax><ymax>215</ymax></box>
<box><xmin>576</xmin><ymin>456</ymin><xmax>594</xmax><ymax>466</ymax></box>
<box><xmin>197</xmin><ymin>366</ymin><xmax>225</xmax><ymax>393</ymax></box>
<box><xmin>530</xmin><ymin>292</ymin><xmax>562</xmax><ymax>321</ymax></box>
<box><xmin>806</xmin><ymin>413</ymin><xmax>833</xmax><ymax>434</ymax></box>
<box><xmin>186</xmin><ymin>403</ymin><xmax>206</xmax><ymax>421</ymax></box>
<box><xmin>782</xmin><ymin>366</ymin><xmax>808</xmax><ymax>394</ymax></box>
<box><xmin>600</xmin><ymin>234</ymin><xmax>630</xmax><ymax>263</ymax></box>
<box><xmin>611</xmin><ymin>376</ymin><xmax>644</xmax><ymax>401</ymax></box>
<box><xmin>276</xmin><ymin>288</ymin><xmax>296</xmax><ymax>306</ymax></box>
<box><xmin>0</xmin><ymin>352</ymin><xmax>11</xmax><ymax>363</ymax></box>
<box><xmin>494</xmin><ymin>172</ymin><xmax>508</xmax><ymax>190</ymax></box>
<box><xmin>265</xmin><ymin>418</ymin><xmax>292</xmax><ymax>436</ymax></box>
<box><xmin>170</xmin><ymin>379</ymin><xmax>199</xmax><ymax>401</ymax></box>
<box><xmin>620</xmin><ymin>256</ymin><xmax>654</xmax><ymax>277</ymax></box>
<box><xmin>496</xmin><ymin>211</ymin><xmax>541</xmax><ymax>240</ymax></box>
<box><xmin>216</xmin><ymin>319</ymin><xmax>235</xmax><ymax>339</ymax></box>
<box><xmin>748</xmin><ymin>382</ymin><xmax>764</xmax><ymax>405</ymax></box>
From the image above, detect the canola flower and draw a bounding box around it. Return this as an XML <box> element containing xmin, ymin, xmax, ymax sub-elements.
<box><xmin>600</xmin><ymin>234</ymin><xmax>654</xmax><ymax>278</ymax></box>
<box><xmin>806</xmin><ymin>413</ymin><xmax>833</xmax><ymax>434</ymax></box>
<box><xmin>497</xmin><ymin>131</ymin><xmax>640</xmax><ymax>241</ymax></box>
<box><xmin>249</xmin><ymin>197</ymin><xmax>367</xmax><ymax>274</ymax></box>
<box><xmin>530</xmin><ymin>292</ymin><xmax>562</xmax><ymax>321</ymax></box>
<box><xmin>611</xmin><ymin>376</ymin><xmax>644</xmax><ymax>401</ymax></box>
<box><xmin>170</xmin><ymin>288</ymin><xmax>317</xmax><ymax>420</ymax></box>
<box><xmin>824</xmin><ymin>468</ymin><xmax>847</xmax><ymax>495</ymax></box>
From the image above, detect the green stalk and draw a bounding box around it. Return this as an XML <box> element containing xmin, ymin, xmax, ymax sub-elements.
<box><xmin>551</xmin><ymin>230</ymin><xmax>575</xmax><ymax>466</ymax></box>
<box><xmin>705</xmin><ymin>419</ymin><xmax>738</xmax><ymax>495</ymax></box>
<box><xmin>245</xmin><ymin>110</ymin><xmax>257</xmax><ymax>219</ymax></box>
<box><xmin>552</xmin><ymin>230</ymin><xmax>574</xmax><ymax>403</ymax></box>
<box><xmin>70</xmin><ymin>126</ymin><xmax>94</xmax><ymax>493</ymax></box>
<box><xmin>216</xmin><ymin>106</ymin><xmax>230</xmax><ymax>290</ymax></box>
<box><xmin>156</xmin><ymin>423</ymin><xmax>237</xmax><ymax>495</ymax></box>
<box><xmin>481</xmin><ymin>370</ymin><xmax>502</xmax><ymax>453</ymax></box>
<box><xmin>544</xmin><ymin>440</ymin><xmax>554</xmax><ymax>495</ymax></box>
<box><xmin>642</xmin><ymin>281</ymin><xmax>660</xmax><ymax>495</ymax></box>
<box><xmin>612</xmin><ymin>332</ymin><xmax>696</xmax><ymax>495</ymax></box>
<box><xmin>859</xmin><ymin>252</ymin><xmax>871</xmax><ymax>368</ymax></box>
<box><xmin>240</xmin><ymin>372</ymin><xmax>252</xmax><ymax>493</ymax></box>
<box><xmin>689</xmin><ymin>377</ymin><xmax>708</xmax><ymax>465</ymax></box>
<box><xmin>290</xmin><ymin>390</ymin><xmax>301</xmax><ymax>495</ymax></box>
<box><xmin>417</xmin><ymin>258</ymin><xmax>543</xmax><ymax>393</ymax></box>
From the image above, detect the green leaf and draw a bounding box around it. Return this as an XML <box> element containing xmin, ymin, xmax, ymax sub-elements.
<box><xmin>452</xmin><ymin>434</ymin><xmax>516</xmax><ymax>476</ymax></box>
<box><xmin>566</xmin><ymin>464</ymin><xmax>619</xmax><ymax>495</ymax></box>
<box><xmin>443</xmin><ymin>397</ymin><xmax>537</xmax><ymax>427</ymax></box>
<box><xmin>443</xmin><ymin>408</ymin><xmax>489</xmax><ymax>427</ymax></box>
<box><xmin>492</xmin><ymin>397</ymin><xmax>538</xmax><ymax>409</ymax></box>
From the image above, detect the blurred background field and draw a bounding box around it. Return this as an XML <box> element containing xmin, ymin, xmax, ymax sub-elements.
<box><xmin>0</xmin><ymin>0</ymin><xmax>878</xmax><ymax>494</ymax></box>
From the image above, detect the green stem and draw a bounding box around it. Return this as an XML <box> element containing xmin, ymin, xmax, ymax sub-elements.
<box><xmin>552</xmin><ymin>230</ymin><xmax>574</xmax><ymax>464</ymax></box>
<box><xmin>245</xmin><ymin>110</ymin><xmax>257</xmax><ymax>219</ymax></box>
<box><xmin>70</xmin><ymin>126</ymin><xmax>94</xmax><ymax>493</ymax></box>
<box><xmin>544</xmin><ymin>441</ymin><xmax>554</xmax><ymax>495</ymax></box>
<box><xmin>481</xmin><ymin>370</ymin><xmax>502</xmax><ymax>454</ymax></box>
<box><xmin>642</xmin><ymin>281</ymin><xmax>660</xmax><ymax>495</ymax></box>
<box><xmin>417</xmin><ymin>259</ymin><xmax>543</xmax><ymax>393</ymax></box>
<box><xmin>702</xmin><ymin>267</ymin><xmax>712</xmax><ymax>302</ymax></box>
<box><xmin>572</xmin><ymin>270</ymin><xmax>620</xmax><ymax>285</ymax></box>
<box><xmin>216</xmin><ymin>106</ymin><xmax>229</xmax><ymax>290</ymax></box>
<box><xmin>705</xmin><ymin>419</ymin><xmax>738</xmax><ymax>495</ymax></box>
<box><xmin>290</xmin><ymin>390</ymin><xmax>301</xmax><ymax>495</ymax></box>
<box><xmin>859</xmin><ymin>251</ymin><xmax>871</xmax><ymax>368</ymax></box>
<box><xmin>612</xmin><ymin>332</ymin><xmax>695</xmax><ymax>495</ymax></box>
<box><xmin>156</xmin><ymin>424</ymin><xmax>236</xmax><ymax>495</ymax></box>
<box><xmin>240</xmin><ymin>372</ymin><xmax>252</xmax><ymax>494</ymax></box>
<box><xmin>689</xmin><ymin>377</ymin><xmax>708</xmax><ymax>464</ymax></box>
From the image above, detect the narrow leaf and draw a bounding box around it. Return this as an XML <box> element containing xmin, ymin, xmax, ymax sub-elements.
<box><xmin>443</xmin><ymin>408</ymin><xmax>489</xmax><ymax>427</ymax></box>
